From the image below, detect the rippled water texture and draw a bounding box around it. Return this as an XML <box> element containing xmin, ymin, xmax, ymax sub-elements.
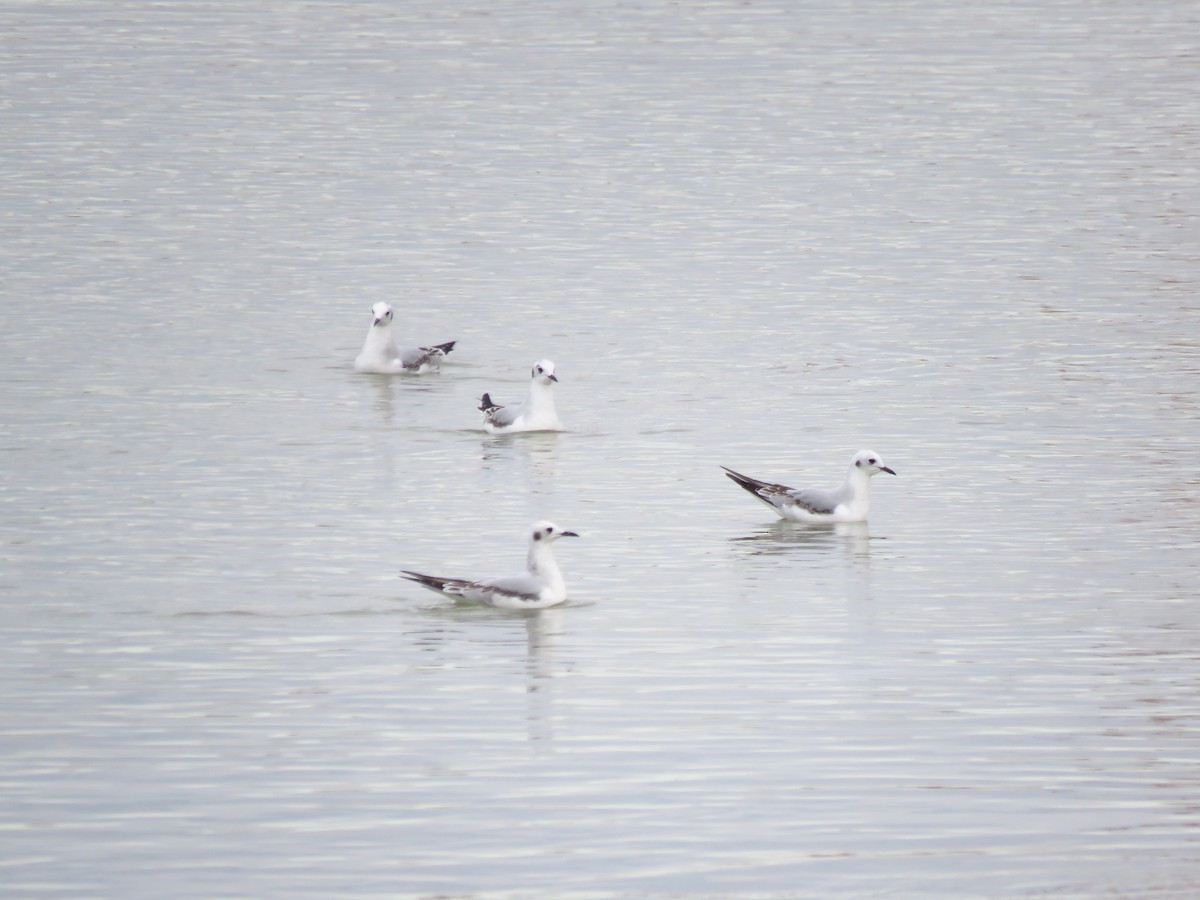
<box><xmin>2</xmin><ymin>1</ymin><xmax>1199</xmax><ymax>896</ymax></box>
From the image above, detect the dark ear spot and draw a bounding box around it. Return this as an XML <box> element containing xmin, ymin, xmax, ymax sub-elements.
<box><xmin>533</xmin><ymin>531</ymin><xmax>542</xmax><ymax>541</ymax></box>
<box><xmin>855</xmin><ymin>459</ymin><xmax>862</xmax><ymax>467</ymax></box>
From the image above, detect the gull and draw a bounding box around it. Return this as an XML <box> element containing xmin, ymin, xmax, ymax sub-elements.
<box><xmin>401</xmin><ymin>521</ymin><xmax>579</xmax><ymax>609</ymax></box>
<box><xmin>722</xmin><ymin>450</ymin><xmax>896</xmax><ymax>523</ymax></box>
<box><xmin>478</xmin><ymin>359</ymin><xmax>563</xmax><ymax>433</ymax></box>
<box><xmin>354</xmin><ymin>302</ymin><xmax>456</xmax><ymax>374</ymax></box>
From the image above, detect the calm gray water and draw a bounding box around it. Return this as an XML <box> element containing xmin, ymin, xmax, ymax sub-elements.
<box><xmin>2</xmin><ymin>1</ymin><xmax>1199</xmax><ymax>896</ymax></box>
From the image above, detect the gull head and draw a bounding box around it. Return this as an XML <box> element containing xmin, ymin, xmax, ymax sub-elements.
<box><xmin>530</xmin><ymin>520</ymin><xmax>578</xmax><ymax>544</ymax></box>
<box><xmin>370</xmin><ymin>302</ymin><xmax>394</xmax><ymax>327</ymax></box>
<box><xmin>531</xmin><ymin>359</ymin><xmax>558</xmax><ymax>384</ymax></box>
<box><xmin>852</xmin><ymin>450</ymin><xmax>896</xmax><ymax>477</ymax></box>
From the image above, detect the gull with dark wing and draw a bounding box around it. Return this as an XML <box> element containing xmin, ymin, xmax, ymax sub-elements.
<box><xmin>402</xmin><ymin>521</ymin><xmax>579</xmax><ymax>609</ymax></box>
<box><xmin>354</xmin><ymin>302</ymin><xmax>456</xmax><ymax>374</ymax></box>
<box><xmin>478</xmin><ymin>359</ymin><xmax>563</xmax><ymax>433</ymax></box>
<box><xmin>722</xmin><ymin>450</ymin><xmax>897</xmax><ymax>524</ymax></box>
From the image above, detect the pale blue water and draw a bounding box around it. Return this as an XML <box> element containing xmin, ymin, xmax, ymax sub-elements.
<box><xmin>2</xmin><ymin>1</ymin><xmax>1199</xmax><ymax>896</ymax></box>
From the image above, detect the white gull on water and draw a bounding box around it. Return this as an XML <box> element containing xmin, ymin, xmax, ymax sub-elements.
<box><xmin>722</xmin><ymin>450</ymin><xmax>897</xmax><ymax>524</ymax></box>
<box><xmin>479</xmin><ymin>359</ymin><xmax>563</xmax><ymax>433</ymax></box>
<box><xmin>353</xmin><ymin>302</ymin><xmax>456</xmax><ymax>374</ymax></box>
<box><xmin>402</xmin><ymin>521</ymin><xmax>579</xmax><ymax>609</ymax></box>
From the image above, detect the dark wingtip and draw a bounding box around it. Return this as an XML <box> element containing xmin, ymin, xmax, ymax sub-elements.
<box><xmin>401</xmin><ymin>570</ymin><xmax>449</xmax><ymax>593</ymax></box>
<box><xmin>721</xmin><ymin>466</ymin><xmax>764</xmax><ymax>496</ymax></box>
<box><xmin>435</xmin><ymin>340</ymin><xmax>456</xmax><ymax>355</ymax></box>
<box><xmin>478</xmin><ymin>392</ymin><xmax>496</xmax><ymax>412</ymax></box>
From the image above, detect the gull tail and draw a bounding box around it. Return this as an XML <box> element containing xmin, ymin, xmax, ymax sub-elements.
<box><xmin>401</xmin><ymin>570</ymin><xmax>468</xmax><ymax>597</ymax></box>
<box><xmin>417</xmin><ymin>341</ymin><xmax>456</xmax><ymax>358</ymax></box>
<box><xmin>722</xmin><ymin>466</ymin><xmax>798</xmax><ymax>515</ymax></box>
<box><xmin>721</xmin><ymin>466</ymin><xmax>775</xmax><ymax>498</ymax></box>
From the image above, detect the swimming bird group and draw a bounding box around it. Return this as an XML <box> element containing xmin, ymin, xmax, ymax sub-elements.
<box><xmin>355</xmin><ymin>304</ymin><xmax>897</xmax><ymax>608</ymax></box>
<box><xmin>355</xmin><ymin>305</ymin><xmax>562</xmax><ymax>435</ymax></box>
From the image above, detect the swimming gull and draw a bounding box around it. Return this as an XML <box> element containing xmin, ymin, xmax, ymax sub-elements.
<box><xmin>354</xmin><ymin>302</ymin><xmax>456</xmax><ymax>374</ymax></box>
<box><xmin>478</xmin><ymin>359</ymin><xmax>563</xmax><ymax>433</ymax></box>
<box><xmin>722</xmin><ymin>450</ymin><xmax>896</xmax><ymax>523</ymax></box>
<box><xmin>402</xmin><ymin>521</ymin><xmax>579</xmax><ymax>609</ymax></box>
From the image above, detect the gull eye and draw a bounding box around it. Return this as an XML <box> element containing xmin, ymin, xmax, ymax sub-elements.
<box><xmin>546</xmin><ymin>526</ymin><xmax>554</xmax><ymax>534</ymax></box>
<box><xmin>868</xmin><ymin>458</ymin><xmax>877</xmax><ymax>465</ymax></box>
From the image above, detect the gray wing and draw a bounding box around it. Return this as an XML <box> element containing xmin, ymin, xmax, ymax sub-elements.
<box><xmin>401</xmin><ymin>570</ymin><xmax>472</xmax><ymax>596</ymax></box>
<box><xmin>784</xmin><ymin>486</ymin><xmax>842</xmax><ymax>515</ymax></box>
<box><xmin>465</xmin><ymin>574</ymin><xmax>542</xmax><ymax>606</ymax></box>
<box><xmin>398</xmin><ymin>345</ymin><xmax>441</xmax><ymax>370</ymax></box>
<box><xmin>402</xmin><ymin>570</ymin><xmax>540</xmax><ymax>606</ymax></box>
<box><xmin>483</xmin><ymin>401</ymin><xmax>522</xmax><ymax>429</ymax></box>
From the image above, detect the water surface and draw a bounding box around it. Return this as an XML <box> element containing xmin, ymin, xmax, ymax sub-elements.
<box><xmin>2</xmin><ymin>1</ymin><xmax>1199</xmax><ymax>896</ymax></box>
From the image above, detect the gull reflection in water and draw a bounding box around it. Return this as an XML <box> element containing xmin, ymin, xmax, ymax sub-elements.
<box><xmin>730</xmin><ymin>520</ymin><xmax>873</xmax><ymax>559</ymax></box>
<box><xmin>409</xmin><ymin>603</ymin><xmax>568</xmax><ymax>747</ymax></box>
<box><xmin>480</xmin><ymin>431</ymin><xmax>560</xmax><ymax>495</ymax></box>
<box><xmin>522</xmin><ymin>606</ymin><xmax>565</xmax><ymax>747</ymax></box>
<box><xmin>366</xmin><ymin>373</ymin><xmax>396</xmax><ymax>422</ymax></box>
<box><xmin>362</xmin><ymin>368</ymin><xmax>446</xmax><ymax>423</ymax></box>
<box><xmin>730</xmin><ymin>520</ymin><xmax>875</xmax><ymax>607</ymax></box>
